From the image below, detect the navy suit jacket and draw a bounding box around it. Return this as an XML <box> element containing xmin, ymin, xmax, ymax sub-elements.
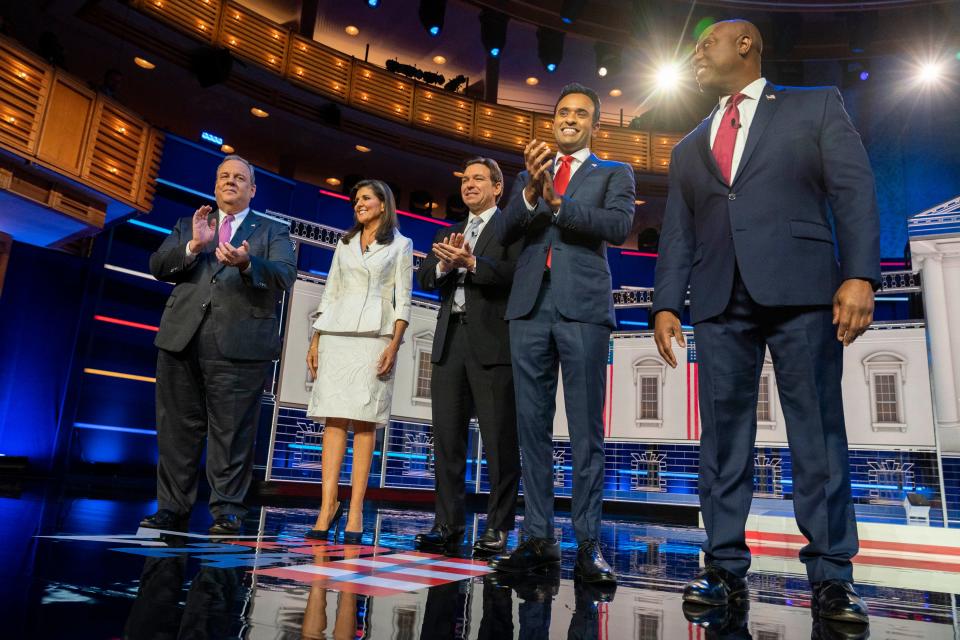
<box><xmin>496</xmin><ymin>154</ymin><xmax>635</xmax><ymax>328</ymax></box>
<box><xmin>652</xmin><ymin>83</ymin><xmax>880</xmax><ymax>324</ymax></box>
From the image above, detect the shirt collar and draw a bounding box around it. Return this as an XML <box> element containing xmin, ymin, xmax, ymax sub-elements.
<box><xmin>556</xmin><ymin>147</ymin><xmax>592</xmax><ymax>166</ymax></box>
<box><xmin>219</xmin><ymin>207</ymin><xmax>250</xmax><ymax>223</ymax></box>
<box><xmin>467</xmin><ymin>206</ymin><xmax>497</xmax><ymax>225</ymax></box>
<box><xmin>718</xmin><ymin>77</ymin><xmax>767</xmax><ymax>109</ymax></box>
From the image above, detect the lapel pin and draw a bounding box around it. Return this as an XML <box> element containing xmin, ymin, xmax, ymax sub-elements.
<box><xmin>765</xmin><ymin>94</ymin><xmax>776</xmax><ymax>100</ymax></box>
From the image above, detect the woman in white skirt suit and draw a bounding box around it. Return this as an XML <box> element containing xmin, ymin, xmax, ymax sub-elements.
<box><xmin>305</xmin><ymin>179</ymin><xmax>413</xmax><ymax>541</ymax></box>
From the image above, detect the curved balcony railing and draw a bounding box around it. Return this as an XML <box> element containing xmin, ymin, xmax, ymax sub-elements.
<box><xmin>130</xmin><ymin>0</ymin><xmax>681</xmax><ymax>175</ymax></box>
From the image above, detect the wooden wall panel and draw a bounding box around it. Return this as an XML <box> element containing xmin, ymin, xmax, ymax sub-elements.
<box><xmin>286</xmin><ymin>36</ymin><xmax>351</xmax><ymax>102</ymax></box>
<box><xmin>82</xmin><ymin>100</ymin><xmax>149</xmax><ymax>202</ymax></box>
<box><xmin>474</xmin><ymin>103</ymin><xmax>533</xmax><ymax>152</ymax></box>
<box><xmin>0</xmin><ymin>37</ymin><xmax>51</xmax><ymax>156</ymax></box>
<box><xmin>36</xmin><ymin>74</ymin><xmax>95</xmax><ymax>176</ymax></box>
<box><xmin>412</xmin><ymin>86</ymin><xmax>473</xmax><ymax>142</ymax></box>
<box><xmin>349</xmin><ymin>62</ymin><xmax>413</xmax><ymax>124</ymax></box>
<box><xmin>137</xmin><ymin>129</ymin><xmax>165</xmax><ymax>209</ymax></box>
<box><xmin>138</xmin><ymin>0</ymin><xmax>221</xmax><ymax>44</ymax></box>
<box><xmin>594</xmin><ymin>127</ymin><xmax>651</xmax><ymax>173</ymax></box>
<box><xmin>220</xmin><ymin>2</ymin><xmax>288</xmax><ymax>72</ymax></box>
<box><xmin>651</xmin><ymin>132</ymin><xmax>683</xmax><ymax>174</ymax></box>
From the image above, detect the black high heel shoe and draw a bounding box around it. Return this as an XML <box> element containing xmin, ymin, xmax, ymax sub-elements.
<box><xmin>305</xmin><ymin>500</ymin><xmax>344</xmax><ymax>540</ymax></box>
<box><xmin>343</xmin><ymin>529</ymin><xmax>364</xmax><ymax>545</ymax></box>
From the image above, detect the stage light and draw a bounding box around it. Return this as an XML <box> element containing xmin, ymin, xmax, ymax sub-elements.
<box><xmin>190</xmin><ymin>46</ymin><xmax>233</xmax><ymax>87</ymax></box>
<box><xmin>367</xmin><ymin>0</ymin><xmax>379</xmax><ymax>6</ymax></box>
<box><xmin>609</xmin><ymin>88</ymin><xmax>622</xmax><ymax>97</ymax></box>
<box><xmin>325</xmin><ymin>177</ymin><xmax>342</xmax><ymax>186</ymax></box>
<box><xmin>220</xmin><ymin>144</ymin><xmax>235</xmax><ymax>154</ymax></box>
<box><xmin>433</xmin><ymin>55</ymin><xmax>446</xmax><ymax>64</ymax></box>
<box><xmin>480</xmin><ymin>9</ymin><xmax>508</xmax><ymax>59</ymax></box>
<box><xmin>560</xmin><ymin>0</ymin><xmax>587</xmax><ymax>25</ymax></box>
<box><xmin>355</xmin><ymin>144</ymin><xmax>371</xmax><ymax>152</ymax></box>
<box><xmin>526</xmin><ymin>77</ymin><xmax>539</xmax><ymax>86</ymax></box>
<box><xmin>595</xmin><ymin>41</ymin><xmax>620</xmax><ymax>78</ymax></box>
<box><xmin>134</xmin><ymin>56</ymin><xmax>155</xmax><ymax>70</ymax></box>
<box><xmin>917</xmin><ymin>61</ymin><xmax>945</xmax><ymax>84</ymax></box>
<box><xmin>655</xmin><ymin>62</ymin><xmax>682</xmax><ymax>91</ymax></box>
<box><xmin>419</xmin><ymin>0</ymin><xmax>446</xmax><ymax>37</ymax></box>
<box><xmin>250</xmin><ymin>107</ymin><xmax>269</xmax><ymax>118</ymax></box>
<box><xmin>537</xmin><ymin>27</ymin><xmax>564</xmax><ymax>73</ymax></box>
<box><xmin>345</xmin><ymin>25</ymin><xmax>360</xmax><ymax>36</ymax></box>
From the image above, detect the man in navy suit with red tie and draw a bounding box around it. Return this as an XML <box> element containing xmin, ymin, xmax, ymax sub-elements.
<box><xmin>492</xmin><ymin>83</ymin><xmax>635</xmax><ymax>585</ymax></box>
<box><xmin>653</xmin><ymin>20</ymin><xmax>879</xmax><ymax>625</ymax></box>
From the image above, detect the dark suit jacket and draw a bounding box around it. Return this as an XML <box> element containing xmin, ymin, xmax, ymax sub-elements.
<box><xmin>417</xmin><ymin>209</ymin><xmax>522</xmax><ymax>366</ymax></box>
<box><xmin>150</xmin><ymin>211</ymin><xmax>297</xmax><ymax>361</ymax></box>
<box><xmin>652</xmin><ymin>83</ymin><xmax>880</xmax><ymax>324</ymax></box>
<box><xmin>496</xmin><ymin>154</ymin><xmax>635</xmax><ymax>329</ymax></box>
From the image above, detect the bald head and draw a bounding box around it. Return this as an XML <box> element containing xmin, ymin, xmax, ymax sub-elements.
<box><xmin>694</xmin><ymin>19</ymin><xmax>763</xmax><ymax>95</ymax></box>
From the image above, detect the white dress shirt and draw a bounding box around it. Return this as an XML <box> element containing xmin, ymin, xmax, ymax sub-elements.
<box><xmin>437</xmin><ymin>206</ymin><xmax>496</xmax><ymax>312</ymax></box>
<box><xmin>709</xmin><ymin>77</ymin><xmax>768</xmax><ymax>184</ymax></box>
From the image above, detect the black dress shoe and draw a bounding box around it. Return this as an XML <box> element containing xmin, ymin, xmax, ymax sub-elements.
<box><xmin>473</xmin><ymin>528</ymin><xmax>508</xmax><ymax>555</ymax></box>
<box><xmin>208</xmin><ymin>514</ymin><xmax>242</xmax><ymax>535</ymax></box>
<box><xmin>812</xmin><ymin>613</ymin><xmax>871</xmax><ymax>640</ymax></box>
<box><xmin>574</xmin><ymin>539</ymin><xmax>616</xmax><ymax>585</ymax></box>
<box><xmin>683</xmin><ymin>600</ymin><xmax>750</xmax><ymax>636</ymax></box>
<box><xmin>140</xmin><ymin>509</ymin><xmax>188</xmax><ymax>532</ymax></box>
<box><xmin>415</xmin><ymin>523</ymin><xmax>464</xmax><ymax>550</ymax></box>
<box><xmin>682</xmin><ymin>566</ymin><xmax>749</xmax><ymax>607</ymax></box>
<box><xmin>489</xmin><ymin>570</ymin><xmax>560</xmax><ymax>602</ymax></box>
<box><xmin>813</xmin><ymin>580</ymin><xmax>869</xmax><ymax>625</ymax></box>
<box><xmin>489</xmin><ymin>536</ymin><xmax>560</xmax><ymax>573</ymax></box>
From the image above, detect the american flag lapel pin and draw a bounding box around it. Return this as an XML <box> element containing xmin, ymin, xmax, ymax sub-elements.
<box><xmin>765</xmin><ymin>94</ymin><xmax>776</xmax><ymax>100</ymax></box>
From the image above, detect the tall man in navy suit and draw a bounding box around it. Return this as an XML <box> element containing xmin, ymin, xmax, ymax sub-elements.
<box><xmin>492</xmin><ymin>83</ymin><xmax>635</xmax><ymax>585</ymax></box>
<box><xmin>653</xmin><ymin>20</ymin><xmax>878</xmax><ymax>624</ymax></box>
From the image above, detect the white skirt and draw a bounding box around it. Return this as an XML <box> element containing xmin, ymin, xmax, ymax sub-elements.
<box><xmin>306</xmin><ymin>332</ymin><xmax>394</xmax><ymax>427</ymax></box>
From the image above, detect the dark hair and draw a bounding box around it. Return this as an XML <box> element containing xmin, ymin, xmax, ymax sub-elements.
<box><xmin>460</xmin><ymin>157</ymin><xmax>504</xmax><ymax>203</ymax></box>
<box><xmin>554</xmin><ymin>82</ymin><xmax>601</xmax><ymax>124</ymax></box>
<box><xmin>342</xmin><ymin>179</ymin><xmax>399</xmax><ymax>246</ymax></box>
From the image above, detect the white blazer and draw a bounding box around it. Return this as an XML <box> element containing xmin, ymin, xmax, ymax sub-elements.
<box><xmin>313</xmin><ymin>230</ymin><xmax>413</xmax><ymax>336</ymax></box>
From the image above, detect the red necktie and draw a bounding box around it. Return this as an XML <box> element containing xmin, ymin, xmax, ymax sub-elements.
<box><xmin>711</xmin><ymin>93</ymin><xmax>746</xmax><ymax>185</ymax></box>
<box><xmin>546</xmin><ymin>155</ymin><xmax>574</xmax><ymax>269</ymax></box>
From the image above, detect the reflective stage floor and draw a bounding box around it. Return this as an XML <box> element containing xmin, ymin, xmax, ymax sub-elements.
<box><xmin>3</xmin><ymin>483</ymin><xmax>958</xmax><ymax>639</ymax></box>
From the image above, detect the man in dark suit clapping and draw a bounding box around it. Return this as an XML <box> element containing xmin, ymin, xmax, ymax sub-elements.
<box><xmin>142</xmin><ymin>155</ymin><xmax>296</xmax><ymax>535</ymax></box>
<box><xmin>416</xmin><ymin>157</ymin><xmax>522</xmax><ymax>556</ymax></box>
<box><xmin>492</xmin><ymin>84</ymin><xmax>635</xmax><ymax>584</ymax></box>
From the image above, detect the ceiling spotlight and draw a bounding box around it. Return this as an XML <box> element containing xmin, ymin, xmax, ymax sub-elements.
<box><xmin>134</xmin><ymin>56</ymin><xmax>156</xmax><ymax>70</ymax></box>
<box><xmin>655</xmin><ymin>62</ymin><xmax>683</xmax><ymax>91</ymax></box>
<box><xmin>367</xmin><ymin>0</ymin><xmax>379</xmax><ymax>6</ymax></box>
<box><xmin>537</xmin><ymin>27</ymin><xmax>564</xmax><ymax>73</ymax></box>
<box><xmin>609</xmin><ymin>88</ymin><xmax>622</xmax><ymax>97</ymax></box>
<box><xmin>355</xmin><ymin>144</ymin><xmax>371</xmax><ymax>152</ymax></box>
<box><xmin>220</xmin><ymin>144</ymin><xmax>235</xmax><ymax>154</ymax></box>
<box><xmin>250</xmin><ymin>107</ymin><xmax>269</xmax><ymax>118</ymax></box>
<box><xmin>526</xmin><ymin>77</ymin><xmax>539</xmax><ymax>86</ymax></box>
<box><xmin>595</xmin><ymin>41</ymin><xmax>621</xmax><ymax>78</ymax></box>
<box><xmin>917</xmin><ymin>60</ymin><xmax>946</xmax><ymax>85</ymax></box>
<box><xmin>419</xmin><ymin>0</ymin><xmax>446</xmax><ymax>37</ymax></box>
<box><xmin>433</xmin><ymin>55</ymin><xmax>446</xmax><ymax>64</ymax></box>
<box><xmin>480</xmin><ymin>9</ymin><xmax>508</xmax><ymax>59</ymax></box>
<box><xmin>345</xmin><ymin>25</ymin><xmax>360</xmax><ymax>36</ymax></box>
<box><xmin>325</xmin><ymin>177</ymin><xmax>342</xmax><ymax>186</ymax></box>
<box><xmin>559</xmin><ymin>0</ymin><xmax>587</xmax><ymax>25</ymax></box>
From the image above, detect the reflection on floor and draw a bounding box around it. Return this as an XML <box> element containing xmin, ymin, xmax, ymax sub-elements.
<box><xmin>4</xmin><ymin>484</ymin><xmax>959</xmax><ymax>639</ymax></box>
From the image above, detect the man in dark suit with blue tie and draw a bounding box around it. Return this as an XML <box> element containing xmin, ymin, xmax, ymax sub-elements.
<box><xmin>492</xmin><ymin>83</ymin><xmax>635</xmax><ymax>585</ymax></box>
<box><xmin>653</xmin><ymin>20</ymin><xmax>878</xmax><ymax>625</ymax></box>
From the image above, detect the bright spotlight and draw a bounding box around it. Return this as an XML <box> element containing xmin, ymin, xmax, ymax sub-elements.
<box><xmin>917</xmin><ymin>61</ymin><xmax>945</xmax><ymax>84</ymax></box>
<box><xmin>655</xmin><ymin>63</ymin><xmax>682</xmax><ymax>91</ymax></box>
<box><xmin>598</xmin><ymin>66</ymin><xmax>608</xmax><ymax>77</ymax></box>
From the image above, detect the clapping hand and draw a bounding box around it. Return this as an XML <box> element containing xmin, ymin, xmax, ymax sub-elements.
<box><xmin>188</xmin><ymin>205</ymin><xmax>216</xmax><ymax>253</ymax></box>
<box><xmin>523</xmin><ymin>139</ymin><xmax>553</xmax><ymax>205</ymax></box>
<box><xmin>215</xmin><ymin>240</ymin><xmax>251</xmax><ymax>270</ymax></box>
<box><xmin>433</xmin><ymin>233</ymin><xmax>475</xmax><ymax>271</ymax></box>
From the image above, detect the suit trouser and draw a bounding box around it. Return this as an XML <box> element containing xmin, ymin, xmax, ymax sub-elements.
<box><xmin>694</xmin><ymin>271</ymin><xmax>858</xmax><ymax>582</ymax></box>
<box><xmin>431</xmin><ymin>318</ymin><xmax>520</xmax><ymax>531</ymax></box>
<box><xmin>509</xmin><ymin>279</ymin><xmax>610</xmax><ymax>542</ymax></box>
<box><xmin>155</xmin><ymin>314</ymin><xmax>270</xmax><ymax>517</ymax></box>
